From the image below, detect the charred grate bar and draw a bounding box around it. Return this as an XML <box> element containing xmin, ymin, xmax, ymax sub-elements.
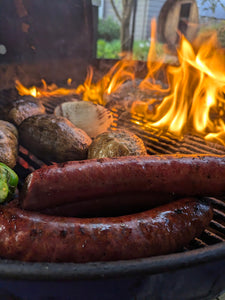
<box><xmin>110</xmin><ymin>108</ymin><xmax>225</xmax><ymax>156</ymax></box>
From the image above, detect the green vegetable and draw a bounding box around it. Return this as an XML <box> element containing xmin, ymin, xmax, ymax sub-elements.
<box><xmin>0</xmin><ymin>181</ymin><xmax>9</xmax><ymax>203</ymax></box>
<box><xmin>0</xmin><ymin>162</ymin><xmax>18</xmax><ymax>203</ymax></box>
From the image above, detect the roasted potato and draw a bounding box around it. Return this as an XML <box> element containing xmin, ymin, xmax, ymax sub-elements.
<box><xmin>8</xmin><ymin>96</ymin><xmax>46</xmax><ymax>126</ymax></box>
<box><xmin>0</xmin><ymin>121</ymin><xmax>18</xmax><ymax>168</ymax></box>
<box><xmin>88</xmin><ymin>129</ymin><xmax>147</xmax><ymax>159</ymax></box>
<box><xmin>19</xmin><ymin>114</ymin><xmax>92</xmax><ymax>162</ymax></box>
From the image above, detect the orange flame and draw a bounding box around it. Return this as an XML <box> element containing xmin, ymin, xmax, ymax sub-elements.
<box><xmin>16</xmin><ymin>54</ymin><xmax>136</xmax><ymax>106</ymax></box>
<box><xmin>139</xmin><ymin>19</ymin><xmax>169</xmax><ymax>93</ymax></box>
<box><xmin>15</xmin><ymin>20</ymin><xmax>225</xmax><ymax>146</ymax></box>
<box><xmin>15</xmin><ymin>79</ymin><xmax>78</xmax><ymax>98</ymax></box>
<box><xmin>147</xmin><ymin>32</ymin><xmax>225</xmax><ymax>144</ymax></box>
<box><xmin>75</xmin><ymin>54</ymin><xmax>136</xmax><ymax>105</ymax></box>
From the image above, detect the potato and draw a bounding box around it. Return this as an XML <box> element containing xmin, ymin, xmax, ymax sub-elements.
<box><xmin>88</xmin><ymin>129</ymin><xmax>147</xmax><ymax>159</ymax></box>
<box><xmin>8</xmin><ymin>96</ymin><xmax>46</xmax><ymax>126</ymax></box>
<box><xmin>0</xmin><ymin>121</ymin><xmax>18</xmax><ymax>168</ymax></box>
<box><xmin>19</xmin><ymin>114</ymin><xmax>92</xmax><ymax>162</ymax></box>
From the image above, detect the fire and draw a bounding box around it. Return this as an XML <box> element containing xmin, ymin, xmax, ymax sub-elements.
<box><xmin>15</xmin><ymin>79</ymin><xmax>78</xmax><ymax>98</ymax></box>
<box><xmin>148</xmin><ymin>32</ymin><xmax>225</xmax><ymax>143</ymax></box>
<box><xmin>139</xmin><ymin>19</ymin><xmax>168</xmax><ymax>93</ymax></box>
<box><xmin>16</xmin><ymin>54</ymin><xmax>136</xmax><ymax>106</ymax></box>
<box><xmin>75</xmin><ymin>55</ymin><xmax>136</xmax><ymax>105</ymax></box>
<box><xmin>15</xmin><ymin>21</ymin><xmax>225</xmax><ymax>146</ymax></box>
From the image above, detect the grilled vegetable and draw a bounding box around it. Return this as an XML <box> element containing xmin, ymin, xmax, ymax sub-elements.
<box><xmin>88</xmin><ymin>129</ymin><xmax>147</xmax><ymax>159</ymax></box>
<box><xmin>0</xmin><ymin>162</ymin><xmax>18</xmax><ymax>203</ymax></box>
<box><xmin>0</xmin><ymin>120</ymin><xmax>18</xmax><ymax>168</ymax></box>
<box><xmin>7</xmin><ymin>96</ymin><xmax>46</xmax><ymax>126</ymax></box>
<box><xmin>19</xmin><ymin>114</ymin><xmax>92</xmax><ymax>162</ymax></box>
<box><xmin>0</xmin><ymin>181</ymin><xmax>8</xmax><ymax>203</ymax></box>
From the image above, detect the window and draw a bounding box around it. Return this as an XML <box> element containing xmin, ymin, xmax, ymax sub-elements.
<box><xmin>178</xmin><ymin>3</ymin><xmax>192</xmax><ymax>35</ymax></box>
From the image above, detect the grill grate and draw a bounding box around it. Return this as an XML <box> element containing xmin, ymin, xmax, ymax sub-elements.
<box><xmin>109</xmin><ymin>107</ymin><xmax>225</xmax><ymax>249</ymax></box>
<box><xmin>4</xmin><ymin>93</ymin><xmax>225</xmax><ymax>253</ymax></box>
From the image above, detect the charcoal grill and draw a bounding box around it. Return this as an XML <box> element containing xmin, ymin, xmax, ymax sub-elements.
<box><xmin>0</xmin><ymin>90</ymin><xmax>224</xmax><ymax>300</ymax></box>
<box><xmin>0</xmin><ymin>0</ymin><xmax>225</xmax><ymax>299</ymax></box>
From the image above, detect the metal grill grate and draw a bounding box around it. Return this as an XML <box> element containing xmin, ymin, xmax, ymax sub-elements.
<box><xmin>3</xmin><ymin>93</ymin><xmax>225</xmax><ymax>252</ymax></box>
<box><xmin>109</xmin><ymin>107</ymin><xmax>225</xmax><ymax>249</ymax></box>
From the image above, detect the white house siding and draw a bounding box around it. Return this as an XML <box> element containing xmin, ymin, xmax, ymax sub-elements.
<box><xmin>102</xmin><ymin>0</ymin><xmax>119</xmax><ymax>21</ymax></box>
<box><xmin>146</xmin><ymin>0</ymin><xmax>166</xmax><ymax>39</ymax></box>
<box><xmin>101</xmin><ymin>0</ymin><xmax>224</xmax><ymax>41</ymax></box>
<box><xmin>134</xmin><ymin>0</ymin><xmax>150</xmax><ymax>40</ymax></box>
<box><xmin>134</xmin><ymin>0</ymin><xmax>165</xmax><ymax>40</ymax></box>
<box><xmin>101</xmin><ymin>0</ymin><xmax>166</xmax><ymax>41</ymax></box>
<box><xmin>133</xmin><ymin>0</ymin><xmax>146</xmax><ymax>40</ymax></box>
<box><xmin>102</xmin><ymin>0</ymin><xmax>150</xmax><ymax>40</ymax></box>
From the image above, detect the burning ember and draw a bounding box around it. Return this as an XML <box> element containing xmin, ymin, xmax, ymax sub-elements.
<box><xmin>16</xmin><ymin>20</ymin><xmax>225</xmax><ymax>146</ymax></box>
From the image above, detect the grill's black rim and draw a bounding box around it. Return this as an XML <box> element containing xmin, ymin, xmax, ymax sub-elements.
<box><xmin>0</xmin><ymin>242</ymin><xmax>224</xmax><ymax>281</ymax></box>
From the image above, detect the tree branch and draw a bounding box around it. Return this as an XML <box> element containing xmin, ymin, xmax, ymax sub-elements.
<box><xmin>110</xmin><ymin>0</ymin><xmax>122</xmax><ymax>22</ymax></box>
<box><xmin>122</xmin><ymin>0</ymin><xmax>134</xmax><ymax>23</ymax></box>
<box><xmin>201</xmin><ymin>0</ymin><xmax>225</xmax><ymax>13</ymax></box>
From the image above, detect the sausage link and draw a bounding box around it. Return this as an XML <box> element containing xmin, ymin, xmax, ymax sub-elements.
<box><xmin>41</xmin><ymin>192</ymin><xmax>174</xmax><ymax>217</ymax></box>
<box><xmin>20</xmin><ymin>154</ymin><xmax>225</xmax><ymax>213</ymax></box>
<box><xmin>0</xmin><ymin>198</ymin><xmax>213</xmax><ymax>263</ymax></box>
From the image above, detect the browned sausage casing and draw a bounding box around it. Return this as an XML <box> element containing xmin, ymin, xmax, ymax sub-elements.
<box><xmin>21</xmin><ymin>154</ymin><xmax>225</xmax><ymax>212</ymax></box>
<box><xmin>40</xmin><ymin>192</ymin><xmax>174</xmax><ymax>217</ymax></box>
<box><xmin>0</xmin><ymin>198</ymin><xmax>213</xmax><ymax>262</ymax></box>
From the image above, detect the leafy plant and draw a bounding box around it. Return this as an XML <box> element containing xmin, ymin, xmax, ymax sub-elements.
<box><xmin>97</xmin><ymin>39</ymin><xmax>164</xmax><ymax>60</ymax></box>
<box><xmin>97</xmin><ymin>39</ymin><xmax>120</xmax><ymax>58</ymax></box>
<box><xmin>217</xmin><ymin>21</ymin><xmax>225</xmax><ymax>47</ymax></box>
<box><xmin>98</xmin><ymin>17</ymin><xmax>120</xmax><ymax>42</ymax></box>
<box><xmin>132</xmin><ymin>40</ymin><xmax>150</xmax><ymax>60</ymax></box>
<box><xmin>199</xmin><ymin>21</ymin><xmax>225</xmax><ymax>48</ymax></box>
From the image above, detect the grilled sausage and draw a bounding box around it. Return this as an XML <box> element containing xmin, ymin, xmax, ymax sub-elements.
<box><xmin>0</xmin><ymin>198</ymin><xmax>213</xmax><ymax>262</ymax></box>
<box><xmin>41</xmin><ymin>192</ymin><xmax>174</xmax><ymax>217</ymax></box>
<box><xmin>21</xmin><ymin>154</ymin><xmax>225</xmax><ymax>213</ymax></box>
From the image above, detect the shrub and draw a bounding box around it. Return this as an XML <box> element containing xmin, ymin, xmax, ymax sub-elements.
<box><xmin>98</xmin><ymin>17</ymin><xmax>120</xmax><ymax>42</ymax></box>
<box><xmin>217</xmin><ymin>21</ymin><xmax>225</xmax><ymax>48</ymax></box>
<box><xmin>199</xmin><ymin>21</ymin><xmax>225</xmax><ymax>48</ymax></box>
<box><xmin>133</xmin><ymin>40</ymin><xmax>150</xmax><ymax>60</ymax></box>
<box><xmin>97</xmin><ymin>39</ymin><xmax>164</xmax><ymax>60</ymax></box>
<box><xmin>133</xmin><ymin>40</ymin><xmax>164</xmax><ymax>61</ymax></box>
<box><xmin>97</xmin><ymin>39</ymin><xmax>120</xmax><ymax>59</ymax></box>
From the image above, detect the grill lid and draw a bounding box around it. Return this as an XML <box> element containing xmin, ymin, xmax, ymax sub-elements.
<box><xmin>0</xmin><ymin>0</ymin><xmax>95</xmax><ymax>90</ymax></box>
